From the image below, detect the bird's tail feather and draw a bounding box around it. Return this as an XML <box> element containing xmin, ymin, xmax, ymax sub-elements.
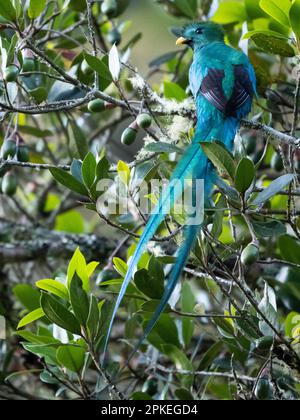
<box><xmin>103</xmin><ymin>117</ymin><xmax>237</xmax><ymax>358</ymax></box>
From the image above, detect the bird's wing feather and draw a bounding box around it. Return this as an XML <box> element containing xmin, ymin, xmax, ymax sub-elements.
<box><xmin>200</xmin><ymin>68</ymin><xmax>228</xmax><ymax>114</ymax></box>
<box><xmin>200</xmin><ymin>64</ymin><xmax>254</xmax><ymax>116</ymax></box>
<box><xmin>227</xmin><ymin>65</ymin><xmax>254</xmax><ymax>114</ymax></box>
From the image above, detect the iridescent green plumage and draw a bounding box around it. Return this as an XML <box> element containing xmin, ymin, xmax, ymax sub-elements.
<box><xmin>104</xmin><ymin>22</ymin><xmax>256</xmax><ymax>360</ymax></box>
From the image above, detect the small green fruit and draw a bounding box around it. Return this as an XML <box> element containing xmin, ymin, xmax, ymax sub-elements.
<box><xmin>4</xmin><ymin>65</ymin><xmax>20</xmax><ymax>82</ymax></box>
<box><xmin>2</xmin><ymin>172</ymin><xmax>17</xmax><ymax>196</ymax></box>
<box><xmin>107</xmin><ymin>28</ymin><xmax>122</xmax><ymax>45</ymax></box>
<box><xmin>1</xmin><ymin>139</ymin><xmax>16</xmax><ymax>159</ymax></box>
<box><xmin>16</xmin><ymin>145</ymin><xmax>30</xmax><ymax>163</ymax></box>
<box><xmin>271</xmin><ymin>153</ymin><xmax>284</xmax><ymax>172</ymax></box>
<box><xmin>255</xmin><ymin>378</ymin><xmax>273</xmax><ymax>400</ymax></box>
<box><xmin>101</xmin><ymin>0</ymin><xmax>118</xmax><ymax>18</ymax></box>
<box><xmin>88</xmin><ymin>99</ymin><xmax>106</xmax><ymax>113</ymax></box>
<box><xmin>241</xmin><ymin>243</ymin><xmax>259</xmax><ymax>266</ymax></box>
<box><xmin>121</xmin><ymin>127</ymin><xmax>137</xmax><ymax>146</ymax></box>
<box><xmin>136</xmin><ymin>113</ymin><xmax>152</xmax><ymax>129</ymax></box>
<box><xmin>22</xmin><ymin>58</ymin><xmax>36</xmax><ymax>73</ymax></box>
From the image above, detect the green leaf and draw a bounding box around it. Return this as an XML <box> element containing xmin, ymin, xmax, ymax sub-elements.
<box><xmin>29</xmin><ymin>87</ymin><xmax>48</xmax><ymax>103</ymax></box>
<box><xmin>96</xmin><ymin>156</ymin><xmax>109</xmax><ymax>181</ymax></box>
<box><xmin>18</xmin><ymin>125</ymin><xmax>53</xmax><ymax>138</ymax></box>
<box><xmin>250</xmin><ymin>33</ymin><xmax>295</xmax><ymax>57</ymax></box>
<box><xmin>163</xmin><ymin>81</ymin><xmax>187</xmax><ymax>101</ymax></box>
<box><xmin>144</xmin><ymin>142</ymin><xmax>182</xmax><ymax>154</ymax></box>
<box><xmin>82</xmin><ymin>152</ymin><xmax>96</xmax><ymax>190</ymax></box>
<box><xmin>56</xmin><ymin>345</ymin><xmax>86</xmax><ymax>373</ymax></box>
<box><xmin>243</xmin><ymin>29</ymin><xmax>289</xmax><ymax>40</ymax></box>
<box><xmin>198</xmin><ymin>341</ymin><xmax>223</xmax><ymax>370</ymax></box>
<box><xmin>22</xmin><ymin>343</ymin><xmax>57</xmax><ymax>365</ymax></box>
<box><xmin>131</xmin><ymin>392</ymin><xmax>153</xmax><ymax>400</ymax></box>
<box><xmin>285</xmin><ymin>312</ymin><xmax>300</xmax><ymax>337</ymax></box>
<box><xmin>50</xmin><ymin>168</ymin><xmax>88</xmax><ymax>196</ymax></box>
<box><xmin>71</xmin><ymin>159</ymin><xmax>83</xmax><ymax>183</ymax></box>
<box><xmin>251</xmin><ymin>174</ymin><xmax>295</xmax><ymax>205</ymax></box>
<box><xmin>290</xmin><ymin>0</ymin><xmax>300</xmax><ymax>40</ymax></box>
<box><xmin>36</xmin><ymin>280</ymin><xmax>69</xmax><ymax>301</ymax></box>
<box><xmin>279</xmin><ymin>235</ymin><xmax>300</xmax><ymax>264</ymax></box>
<box><xmin>181</xmin><ymin>282</ymin><xmax>196</xmax><ymax>348</ymax></box>
<box><xmin>16</xmin><ymin>330</ymin><xmax>59</xmax><ymax>345</ymax></box>
<box><xmin>134</xmin><ymin>269</ymin><xmax>164</xmax><ymax>300</ymax></box>
<box><xmin>162</xmin><ymin>344</ymin><xmax>193</xmax><ymax>388</ymax></box>
<box><xmin>28</xmin><ymin>0</ymin><xmax>46</xmax><ymax>19</ymax></box>
<box><xmin>83</xmin><ymin>54</ymin><xmax>112</xmax><ymax>90</ymax></box>
<box><xmin>17</xmin><ymin>308</ymin><xmax>45</xmax><ymax>329</ymax></box>
<box><xmin>67</xmin><ymin>248</ymin><xmax>89</xmax><ymax>292</ymax></box>
<box><xmin>259</xmin><ymin>0</ymin><xmax>291</xmax><ymax>27</ymax></box>
<box><xmin>173</xmin><ymin>0</ymin><xmax>198</xmax><ymax>18</ymax></box>
<box><xmin>213</xmin><ymin>1</ymin><xmax>247</xmax><ymax>24</ymax></box>
<box><xmin>87</xmin><ymin>296</ymin><xmax>100</xmax><ymax>339</ymax></box>
<box><xmin>201</xmin><ymin>142</ymin><xmax>236</xmax><ymax>181</ymax></box>
<box><xmin>69</xmin><ymin>119</ymin><xmax>89</xmax><ymax>160</ymax></box>
<box><xmin>0</xmin><ymin>0</ymin><xmax>16</xmax><ymax>21</ymax></box>
<box><xmin>69</xmin><ymin>274</ymin><xmax>89</xmax><ymax>326</ymax></box>
<box><xmin>146</xmin><ymin>314</ymin><xmax>180</xmax><ymax>350</ymax></box>
<box><xmin>252</xmin><ymin>220</ymin><xmax>286</xmax><ymax>238</ymax></box>
<box><xmin>213</xmin><ymin>317</ymin><xmax>235</xmax><ymax>338</ymax></box>
<box><xmin>117</xmin><ymin>160</ymin><xmax>130</xmax><ymax>186</ymax></box>
<box><xmin>175</xmin><ymin>388</ymin><xmax>194</xmax><ymax>400</ymax></box>
<box><xmin>40</xmin><ymin>292</ymin><xmax>81</xmax><ymax>335</ymax></box>
<box><xmin>86</xmin><ymin>261</ymin><xmax>99</xmax><ymax>278</ymax></box>
<box><xmin>13</xmin><ymin>284</ymin><xmax>41</xmax><ymax>311</ymax></box>
<box><xmin>258</xmin><ymin>284</ymin><xmax>279</xmax><ymax>337</ymax></box>
<box><xmin>113</xmin><ymin>257</ymin><xmax>128</xmax><ymax>277</ymax></box>
<box><xmin>245</xmin><ymin>0</ymin><xmax>268</xmax><ymax>19</ymax></box>
<box><xmin>235</xmin><ymin>157</ymin><xmax>255</xmax><ymax>193</ymax></box>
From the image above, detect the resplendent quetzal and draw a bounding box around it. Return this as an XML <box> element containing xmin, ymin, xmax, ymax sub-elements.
<box><xmin>104</xmin><ymin>22</ymin><xmax>256</xmax><ymax>357</ymax></box>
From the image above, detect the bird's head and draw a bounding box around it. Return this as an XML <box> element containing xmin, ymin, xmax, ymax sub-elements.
<box><xmin>173</xmin><ymin>22</ymin><xmax>224</xmax><ymax>49</ymax></box>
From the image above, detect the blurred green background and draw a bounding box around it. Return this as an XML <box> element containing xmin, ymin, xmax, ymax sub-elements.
<box><xmin>123</xmin><ymin>0</ymin><xmax>183</xmax><ymax>73</ymax></box>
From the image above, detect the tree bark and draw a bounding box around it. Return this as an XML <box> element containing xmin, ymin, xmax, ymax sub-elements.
<box><xmin>0</xmin><ymin>218</ymin><xmax>118</xmax><ymax>264</ymax></box>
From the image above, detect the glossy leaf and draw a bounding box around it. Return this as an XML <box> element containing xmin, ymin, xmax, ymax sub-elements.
<box><xmin>40</xmin><ymin>292</ymin><xmax>81</xmax><ymax>335</ymax></box>
<box><xmin>36</xmin><ymin>280</ymin><xmax>69</xmax><ymax>301</ymax></box>
<box><xmin>87</xmin><ymin>295</ymin><xmax>100</xmax><ymax>339</ymax></box>
<box><xmin>259</xmin><ymin>0</ymin><xmax>291</xmax><ymax>27</ymax></box>
<box><xmin>56</xmin><ymin>345</ymin><xmax>86</xmax><ymax>373</ymax></box>
<box><xmin>164</xmin><ymin>81</ymin><xmax>187</xmax><ymax>101</ymax></box>
<box><xmin>0</xmin><ymin>0</ymin><xmax>16</xmax><ymax>21</ymax></box>
<box><xmin>201</xmin><ymin>141</ymin><xmax>236</xmax><ymax>181</ymax></box>
<box><xmin>213</xmin><ymin>2</ymin><xmax>247</xmax><ymax>23</ymax></box>
<box><xmin>50</xmin><ymin>168</ymin><xmax>88</xmax><ymax>196</ymax></box>
<box><xmin>13</xmin><ymin>284</ymin><xmax>41</xmax><ymax>311</ymax></box>
<box><xmin>28</xmin><ymin>0</ymin><xmax>46</xmax><ymax>19</ymax></box>
<box><xmin>82</xmin><ymin>152</ymin><xmax>96</xmax><ymax>190</ymax></box>
<box><xmin>69</xmin><ymin>274</ymin><xmax>89</xmax><ymax>326</ymax></box>
<box><xmin>251</xmin><ymin>174</ymin><xmax>295</xmax><ymax>205</ymax></box>
<box><xmin>17</xmin><ymin>308</ymin><xmax>45</xmax><ymax>329</ymax></box>
<box><xmin>290</xmin><ymin>0</ymin><xmax>300</xmax><ymax>40</ymax></box>
<box><xmin>235</xmin><ymin>157</ymin><xmax>255</xmax><ymax>193</ymax></box>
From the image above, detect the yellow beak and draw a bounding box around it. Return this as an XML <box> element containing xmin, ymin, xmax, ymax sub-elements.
<box><xmin>176</xmin><ymin>37</ymin><xmax>188</xmax><ymax>46</ymax></box>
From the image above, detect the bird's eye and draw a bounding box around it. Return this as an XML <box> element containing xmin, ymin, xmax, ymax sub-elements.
<box><xmin>195</xmin><ymin>28</ymin><xmax>203</xmax><ymax>35</ymax></box>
